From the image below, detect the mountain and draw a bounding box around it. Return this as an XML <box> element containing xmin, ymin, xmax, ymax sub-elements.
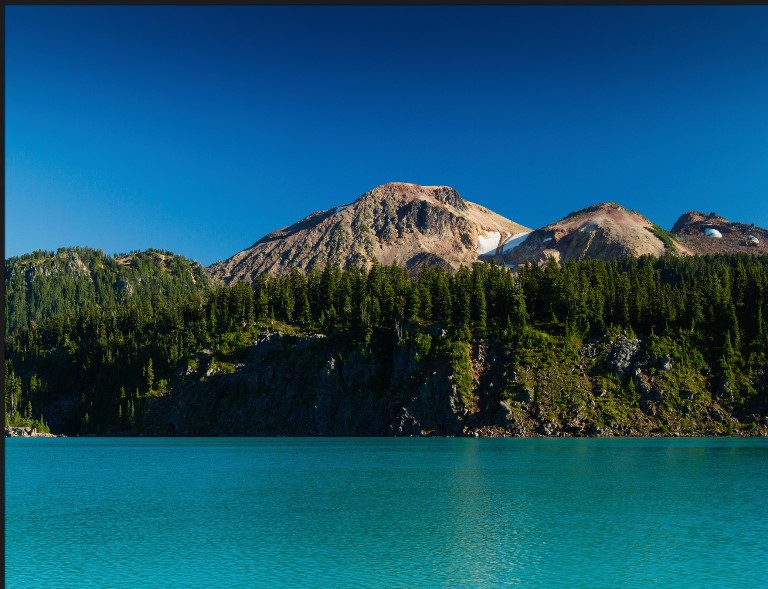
<box><xmin>4</xmin><ymin>247</ymin><xmax>211</xmax><ymax>336</ymax></box>
<box><xmin>208</xmin><ymin>182</ymin><xmax>531</xmax><ymax>283</ymax></box>
<box><xmin>501</xmin><ymin>202</ymin><xmax>691</xmax><ymax>266</ymax></box>
<box><xmin>209</xmin><ymin>186</ymin><xmax>768</xmax><ymax>282</ymax></box>
<box><xmin>671</xmin><ymin>211</ymin><xmax>766</xmax><ymax>255</ymax></box>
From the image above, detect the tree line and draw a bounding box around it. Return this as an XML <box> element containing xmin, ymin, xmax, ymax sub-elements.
<box><xmin>5</xmin><ymin>253</ymin><xmax>767</xmax><ymax>433</ymax></box>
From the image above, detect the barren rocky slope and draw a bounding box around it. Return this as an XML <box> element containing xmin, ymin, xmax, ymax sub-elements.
<box><xmin>208</xmin><ymin>186</ymin><xmax>768</xmax><ymax>282</ymax></box>
<box><xmin>503</xmin><ymin>202</ymin><xmax>691</xmax><ymax>266</ymax></box>
<box><xmin>209</xmin><ymin>182</ymin><xmax>530</xmax><ymax>283</ymax></box>
<box><xmin>671</xmin><ymin>211</ymin><xmax>766</xmax><ymax>255</ymax></box>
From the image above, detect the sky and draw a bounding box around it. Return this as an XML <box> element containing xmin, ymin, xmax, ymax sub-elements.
<box><xmin>6</xmin><ymin>5</ymin><xmax>768</xmax><ymax>266</ymax></box>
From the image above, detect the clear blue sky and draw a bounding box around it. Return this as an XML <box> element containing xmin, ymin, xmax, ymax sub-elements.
<box><xmin>6</xmin><ymin>5</ymin><xmax>768</xmax><ymax>266</ymax></box>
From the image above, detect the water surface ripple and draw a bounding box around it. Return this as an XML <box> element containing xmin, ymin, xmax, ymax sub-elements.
<box><xmin>6</xmin><ymin>437</ymin><xmax>768</xmax><ymax>588</ymax></box>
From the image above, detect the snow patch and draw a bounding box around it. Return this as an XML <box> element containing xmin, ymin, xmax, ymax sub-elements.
<box><xmin>542</xmin><ymin>237</ymin><xmax>553</xmax><ymax>243</ymax></box>
<box><xmin>501</xmin><ymin>232</ymin><xmax>532</xmax><ymax>253</ymax></box>
<box><xmin>477</xmin><ymin>231</ymin><xmax>501</xmax><ymax>255</ymax></box>
<box><xmin>704</xmin><ymin>228</ymin><xmax>722</xmax><ymax>238</ymax></box>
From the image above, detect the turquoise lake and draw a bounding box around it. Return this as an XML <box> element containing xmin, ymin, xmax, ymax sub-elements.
<box><xmin>5</xmin><ymin>437</ymin><xmax>768</xmax><ymax>588</ymax></box>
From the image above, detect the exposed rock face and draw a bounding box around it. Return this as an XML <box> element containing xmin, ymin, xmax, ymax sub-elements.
<box><xmin>124</xmin><ymin>329</ymin><xmax>768</xmax><ymax>438</ymax></box>
<box><xmin>604</xmin><ymin>333</ymin><xmax>642</xmax><ymax>379</ymax></box>
<box><xmin>208</xmin><ymin>182</ymin><xmax>530</xmax><ymax>282</ymax></box>
<box><xmin>504</xmin><ymin>202</ymin><xmax>690</xmax><ymax>266</ymax></box>
<box><xmin>671</xmin><ymin>211</ymin><xmax>767</xmax><ymax>255</ymax></box>
<box><xmin>147</xmin><ymin>329</ymin><xmax>475</xmax><ymax>437</ymax></box>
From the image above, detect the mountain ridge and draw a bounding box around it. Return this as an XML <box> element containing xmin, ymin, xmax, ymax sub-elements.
<box><xmin>7</xmin><ymin>186</ymin><xmax>767</xmax><ymax>299</ymax></box>
<box><xmin>209</xmin><ymin>184</ymin><xmax>767</xmax><ymax>283</ymax></box>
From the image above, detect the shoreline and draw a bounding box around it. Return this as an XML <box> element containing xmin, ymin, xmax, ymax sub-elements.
<box><xmin>5</xmin><ymin>426</ymin><xmax>65</xmax><ymax>438</ymax></box>
<box><xmin>6</xmin><ymin>427</ymin><xmax>766</xmax><ymax>439</ymax></box>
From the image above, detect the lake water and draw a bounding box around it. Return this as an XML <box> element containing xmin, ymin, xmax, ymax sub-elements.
<box><xmin>5</xmin><ymin>437</ymin><xmax>768</xmax><ymax>588</ymax></box>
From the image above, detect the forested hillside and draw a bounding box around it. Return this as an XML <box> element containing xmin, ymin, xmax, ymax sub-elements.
<box><xmin>5</xmin><ymin>247</ymin><xmax>211</xmax><ymax>336</ymax></box>
<box><xmin>5</xmin><ymin>253</ymin><xmax>768</xmax><ymax>436</ymax></box>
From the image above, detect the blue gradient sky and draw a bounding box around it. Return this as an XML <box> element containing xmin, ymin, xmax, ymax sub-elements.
<box><xmin>6</xmin><ymin>6</ymin><xmax>768</xmax><ymax>266</ymax></box>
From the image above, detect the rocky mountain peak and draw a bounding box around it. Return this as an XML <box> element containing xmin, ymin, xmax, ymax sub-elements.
<box><xmin>671</xmin><ymin>210</ymin><xmax>765</xmax><ymax>255</ymax></box>
<box><xmin>563</xmin><ymin>201</ymin><xmax>626</xmax><ymax>219</ymax></box>
<box><xmin>502</xmin><ymin>201</ymin><xmax>688</xmax><ymax>266</ymax></box>
<box><xmin>671</xmin><ymin>211</ymin><xmax>728</xmax><ymax>234</ymax></box>
<box><xmin>360</xmin><ymin>182</ymin><xmax>468</xmax><ymax>211</ymax></box>
<box><xmin>429</xmin><ymin>186</ymin><xmax>468</xmax><ymax>211</ymax></box>
<box><xmin>208</xmin><ymin>183</ymin><xmax>529</xmax><ymax>282</ymax></box>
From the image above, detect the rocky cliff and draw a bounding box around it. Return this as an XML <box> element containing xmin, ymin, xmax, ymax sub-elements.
<box><xmin>129</xmin><ymin>328</ymin><xmax>766</xmax><ymax>438</ymax></box>
<box><xmin>142</xmin><ymin>328</ymin><xmax>471</xmax><ymax>436</ymax></box>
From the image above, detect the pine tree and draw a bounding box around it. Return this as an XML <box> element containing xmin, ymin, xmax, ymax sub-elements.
<box><xmin>471</xmin><ymin>279</ymin><xmax>487</xmax><ymax>336</ymax></box>
<box><xmin>145</xmin><ymin>358</ymin><xmax>155</xmax><ymax>393</ymax></box>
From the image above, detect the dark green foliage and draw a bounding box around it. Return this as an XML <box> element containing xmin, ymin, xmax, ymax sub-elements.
<box><xmin>5</xmin><ymin>247</ymin><xmax>211</xmax><ymax>336</ymax></box>
<box><xmin>5</xmin><ymin>250</ymin><xmax>768</xmax><ymax>435</ymax></box>
<box><xmin>647</xmin><ymin>224</ymin><xmax>679</xmax><ymax>252</ymax></box>
<box><xmin>447</xmin><ymin>341</ymin><xmax>474</xmax><ymax>405</ymax></box>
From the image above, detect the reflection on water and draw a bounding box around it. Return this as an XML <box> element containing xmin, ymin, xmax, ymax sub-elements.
<box><xmin>6</xmin><ymin>437</ymin><xmax>768</xmax><ymax>588</ymax></box>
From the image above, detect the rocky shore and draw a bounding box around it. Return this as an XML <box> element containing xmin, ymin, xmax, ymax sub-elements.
<box><xmin>5</xmin><ymin>426</ymin><xmax>64</xmax><ymax>438</ymax></box>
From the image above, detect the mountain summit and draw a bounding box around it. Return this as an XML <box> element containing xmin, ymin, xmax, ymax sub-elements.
<box><xmin>671</xmin><ymin>211</ymin><xmax>766</xmax><ymax>255</ymax></box>
<box><xmin>209</xmin><ymin>182</ymin><xmax>530</xmax><ymax>283</ymax></box>
<box><xmin>502</xmin><ymin>202</ymin><xmax>691</xmax><ymax>266</ymax></box>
